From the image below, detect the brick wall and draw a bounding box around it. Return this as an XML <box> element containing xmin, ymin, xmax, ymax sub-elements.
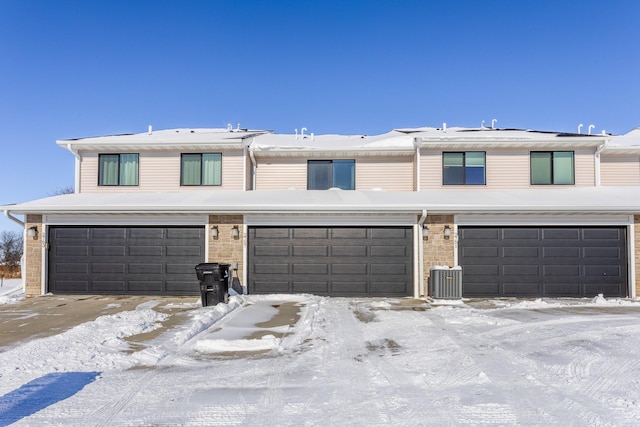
<box><xmin>24</xmin><ymin>214</ymin><xmax>43</xmax><ymax>297</ymax></box>
<box><xmin>208</xmin><ymin>215</ymin><xmax>244</xmax><ymax>286</ymax></box>
<box><xmin>422</xmin><ymin>214</ymin><xmax>455</xmax><ymax>297</ymax></box>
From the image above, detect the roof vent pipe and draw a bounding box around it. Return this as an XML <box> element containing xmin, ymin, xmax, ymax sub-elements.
<box><xmin>481</xmin><ymin>120</ymin><xmax>486</xmax><ymax>129</ymax></box>
<box><xmin>601</xmin><ymin>130</ymin><xmax>606</xmax><ymax>135</ymax></box>
<box><xmin>588</xmin><ymin>124</ymin><xmax>595</xmax><ymax>135</ymax></box>
<box><xmin>491</xmin><ymin>118</ymin><xmax>497</xmax><ymax>129</ymax></box>
<box><xmin>311</xmin><ymin>132</ymin><xmax>314</xmax><ymax>141</ymax></box>
<box><xmin>578</xmin><ymin>124</ymin><xmax>583</xmax><ymax>134</ymax></box>
<box><xmin>148</xmin><ymin>125</ymin><xmax>152</xmax><ymax>135</ymax></box>
<box><xmin>301</xmin><ymin>127</ymin><xmax>307</xmax><ymax>138</ymax></box>
<box><xmin>442</xmin><ymin>122</ymin><xmax>447</xmax><ymax>132</ymax></box>
<box><xmin>295</xmin><ymin>128</ymin><xmax>298</xmax><ymax>139</ymax></box>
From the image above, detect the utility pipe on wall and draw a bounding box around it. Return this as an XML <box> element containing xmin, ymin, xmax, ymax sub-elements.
<box><xmin>417</xmin><ymin>209</ymin><xmax>427</xmax><ymax>297</ymax></box>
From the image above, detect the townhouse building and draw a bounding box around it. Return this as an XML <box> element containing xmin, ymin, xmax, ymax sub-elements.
<box><xmin>3</xmin><ymin>125</ymin><xmax>640</xmax><ymax>299</ymax></box>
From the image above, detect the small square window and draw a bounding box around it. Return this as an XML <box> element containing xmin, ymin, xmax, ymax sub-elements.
<box><xmin>99</xmin><ymin>154</ymin><xmax>139</xmax><ymax>186</ymax></box>
<box><xmin>531</xmin><ymin>151</ymin><xmax>574</xmax><ymax>185</ymax></box>
<box><xmin>308</xmin><ymin>160</ymin><xmax>355</xmax><ymax>190</ymax></box>
<box><xmin>443</xmin><ymin>152</ymin><xmax>486</xmax><ymax>185</ymax></box>
<box><xmin>181</xmin><ymin>153</ymin><xmax>222</xmax><ymax>186</ymax></box>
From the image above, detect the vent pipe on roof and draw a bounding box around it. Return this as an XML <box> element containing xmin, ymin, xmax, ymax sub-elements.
<box><xmin>601</xmin><ymin>130</ymin><xmax>606</xmax><ymax>135</ymax></box>
<box><xmin>301</xmin><ymin>127</ymin><xmax>307</xmax><ymax>138</ymax></box>
<box><xmin>295</xmin><ymin>128</ymin><xmax>298</xmax><ymax>139</ymax></box>
<box><xmin>227</xmin><ymin>123</ymin><xmax>233</xmax><ymax>131</ymax></box>
<box><xmin>442</xmin><ymin>122</ymin><xmax>447</xmax><ymax>132</ymax></box>
<box><xmin>578</xmin><ymin>123</ymin><xmax>584</xmax><ymax>134</ymax></box>
<box><xmin>588</xmin><ymin>124</ymin><xmax>595</xmax><ymax>135</ymax></box>
<box><xmin>481</xmin><ymin>120</ymin><xmax>486</xmax><ymax>129</ymax></box>
<box><xmin>148</xmin><ymin>125</ymin><xmax>152</xmax><ymax>135</ymax></box>
<box><xmin>491</xmin><ymin>118</ymin><xmax>497</xmax><ymax>129</ymax></box>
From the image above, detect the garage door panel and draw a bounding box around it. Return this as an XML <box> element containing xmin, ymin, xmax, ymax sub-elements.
<box><xmin>57</xmin><ymin>280</ymin><xmax>89</xmax><ymax>292</ymax></box>
<box><xmin>92</xmin><ymin>281</ymin><xmax>126</xmax><ymax>292</ymax></box>
<box><xmin>503</xmin><ymin>265</ymin><xmax>539</xmax><ymax>276</ymax></box>
<box><xmin>57</xmin><ymin>263</ymin><xmax>89</xmax><ymax>274</ymax></box>
<box><xmin>503</xmin><ymin>228</ymin><xmax>540</xmax><ymax>240</ymax></box>
<box><xmin>584</xmin><ymin>265</ymin><xmax>621</xmax><ymax>277</ymax></box>
<box><xmin>129</xmin><ymin>263</ymin><xmax>162</xmax><ymax>274</ymax></box>
<box><xmin>292</xmin><ymin>281</ymin><xmax>329</xmax><ymax>293</ymax></box>
<box><xmin>460</xmin><ymin>226</ymin><xmax>627</xmax><ymax>298</ymax></box>
<box><xmin>503</xmin><ymin>283</ymin><xmax>541</xmax><ymax>296</ymax></box>
<box><xmin>167</xmin><ymin>245</ymin><xmax>202</xmax><ymax>257</ymax></box>
<box><xmin>332</xmin><ymin>264</ymin><xmax>367</xmax><ymax>275</ymax></box>
<box><xmin>333</xmin><ymin>246</ymin><xmax>366</xmax><ymax>256</ymax></box>
<box><xmin>249</xmin><ymin>226</ymin><xmax>412</xmax><ymax>297</ymax></box>
<box><xmin>254</xmin><ymin>281</ymin><xmax>290</xmax><ymax>293</ymax></box>
<box><xmin>294</xmin><ymin>246</ymin><xmax>329</xmax><ymax>257</ymax></box>
<box><xmin>332</xmin><ymin>228</ymin><xmax>367</xmax><ymax>239</ymax></box>
<box><xmin>57</xmin><ymin>246</ymin><xmax>88</xmax><ymax>257</ymax></box>
<box><xmin>254</xmin><ymin>245</ymin><xmax>289</xmax><ymax>256</ymax></box>
<box><xmin>462</xmin><ymin>228</ymin><xmax>499</xmax><ymax>240</ymax></box>
<box><xmin>583</xmin><ymin>228</ymin><xmax>622</xmax><ymax>239</ymax></box>
<box><xmin>254</xmin><ymin>263</ymin><xmax>289</xmax><ymax>274</ymax></box>
<box><xmin>583</xmin><ymin>247</ymin><xmax>621</xmax><ymax>258</ymax></box>
<box><xmin>128</xmin><ymin>281</ymin><xmax>163</xmax><ymax>292</ymax></box>
<box><xmin>293</xmin><ymin>264</ymin><xmax>329</xmax><ymax>274</ymax></box>
<box><xmin>92</xmin><ymin>246</ymin><xmax>126</xmax><ymax>256</ymax></box>
<box><xmin>294</xmin><ymin>228</ymin><xmax>328</xmax><ymax>239</ymax></box>
<box><xmin>92</xmin><ymin>264</ymin><xmax>124</xmax><ymax>274</ymax></box>
<box><xmin>129</xmin><ymin>228</ymin><xmax>163</xmax><ymax>239</ymax></box>
<box><xmin>542</xmin><ymin>228</ymin><xmax>580</xmax><ymax>240</ymax></box>
<box><xmin>464</xmin><ymin>247</ymin><xmax>499</xmax><ymax>257</ymax></box>
<box><xmin>254</xmin><ymin>228</ymin><xmax>289</xmax><ymax>239</ymax></box>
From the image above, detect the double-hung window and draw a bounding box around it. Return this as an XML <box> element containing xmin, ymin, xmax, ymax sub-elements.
<box><xmin>98</xmin><ymin>154</ymin><xmax>139</xmax><ymax>186</ymax></box>
<box><xmin>530</xmin><ymin>151</ymin><xmax>574</xmax><ymax>185</ymax></box>
<box><xmin>307</xmin><ymin>160</ymin><xmax>355</xmax><ymax>190</ymax></box>
<box><xmin>443</xmin><ymin>152</ymin><xmax>486</xmax><ymax>185</ymax></box>
<box><xmin>181</xmin><ymin>153</ymin><xmax>222</xmax><ymax>186</ymax></box>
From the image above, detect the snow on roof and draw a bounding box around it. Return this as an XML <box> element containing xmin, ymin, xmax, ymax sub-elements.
<box><xmin>249</xmin><ymin>130</ymin><xmax>415</xmax><ymax>156</ymax></box>
<box><xmin>57</xmin><ymin>127</ymin><xmax>272</xmax><ymax>151</ymax></box>
<box><xmin>606</xmin><ymin>128</ymin><xmax>640</xmax><ymax>153</ymax></box>
<box><xmin>4</xmin><ymin>186</ymin><xmax>640</xmax><ymax>215</ymax></box>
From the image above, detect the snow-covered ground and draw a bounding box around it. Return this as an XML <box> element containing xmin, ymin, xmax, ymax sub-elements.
<box><xmin>1</xmin><ymin>279</ymin><xmax>640</xmax><ymax>426</ymax></box>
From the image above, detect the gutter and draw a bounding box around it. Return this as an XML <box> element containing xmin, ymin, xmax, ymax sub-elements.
<box><xmin>4</xmin><ymin>209</ymin><xmax>24</xmax><ymax>227</ymax></box>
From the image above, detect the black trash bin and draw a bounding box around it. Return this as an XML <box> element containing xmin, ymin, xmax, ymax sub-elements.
<box><xmin>195</xmin><ymin>263</ymin><xmax>230</xmax><ymax>307</ymax></box>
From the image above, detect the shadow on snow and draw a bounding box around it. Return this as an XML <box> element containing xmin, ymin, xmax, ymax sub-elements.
<box><xmin>0</xmin><ymin>371</ymin><xmax>100</xmax><ymax>425</ymax></box>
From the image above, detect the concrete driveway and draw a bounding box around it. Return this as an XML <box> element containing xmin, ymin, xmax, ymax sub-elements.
<box><xmin>0</xmin><ymin>295</ymin><xmax>199</xmax><ymax>349</ymax></box>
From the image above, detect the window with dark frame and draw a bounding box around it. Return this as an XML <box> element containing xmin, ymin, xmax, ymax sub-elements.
<box><xmin>530</xmin><ymin>151</ymin><xmax>574</xmax><ymax>185</ymax></box>
<box><xmin>98</xmin><ymin>153</ymin><xmax>139</xmax><ymax>186</ymax></box>
<box><xmin>307</xmin><ymin>160</ymin><xmax>355</xmax><ymax>190</ymax></box>
<box><xmin>442</xmin><ymin>152</ymin><xmax>486</xmax><ymax>185</ymax></box>
<box><xmin>180</xmin><ymin>153</ymin><xmax>222</xmax><ymax>186</ymax></box>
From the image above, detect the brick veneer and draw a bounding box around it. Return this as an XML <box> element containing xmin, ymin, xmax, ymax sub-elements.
<box><xmin>208</xmin><ymin>215</ymin><xmax>244</xmax><ymax>285</ymax></box>
<box><xmin>422</xmin><ymin>214</ymin><xmax>456</xmax><ymax>297</ymax></box>
<box><xmin>24</xmin><ymin>214</ymin><xmax>43</xmax><ymax>297</ymax></box>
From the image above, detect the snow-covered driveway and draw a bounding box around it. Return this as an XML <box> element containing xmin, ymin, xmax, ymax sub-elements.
<box><xmin>2</xmin><ymin>293</ymin><xmax>640</xmax><ymax>426</ymax></box>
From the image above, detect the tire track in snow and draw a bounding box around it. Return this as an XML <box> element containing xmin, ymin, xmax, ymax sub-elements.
<box><xmin>89</xmin><ymin>301</ymin><xmax>245</xmax><ymax>426</ymax></box>
<box><xmin>428</xmin><ymin>307</ymin><xmax>630</xmax><ymax>425</ymax></box>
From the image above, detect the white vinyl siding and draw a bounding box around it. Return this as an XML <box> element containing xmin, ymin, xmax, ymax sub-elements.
<box><xmin>255</xmin><ymin>158</ymin><xmax>307</xmax><ymax>190</ymax></box>
<box><xmin>79</xmin><ymin>151</ymin><xmax>245</xmax><ymax>192</ymax></box>
<box><xmin>601</xmin><ymin>155</ymin><xmax>640</xmax><ymax>186</ymax></box>
<box><xmin>356</xmin><ymin>157</ymin><xmax>414</xmax><ymax>190</ymax></box>
<box><xmin>421</xmin><ymin>149</ymin><xmax>595</xmax><ymax>190</ymax></box>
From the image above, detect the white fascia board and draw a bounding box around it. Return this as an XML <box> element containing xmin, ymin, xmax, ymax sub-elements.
<box><xmin>43</xmin><ymin>214</ymin><xmax>208</xmax><ymax>226</ymax></box>
<box><xmin>455</xmin><ymin>213</ymin><xmax>633</xmax><ymax>226</ymax></box>
<box><xmin>246</xmin><ymin>213</ymin><xmax>417</xmax><ymax>226</ymax></box>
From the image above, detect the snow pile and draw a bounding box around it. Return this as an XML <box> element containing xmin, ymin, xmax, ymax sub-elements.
<box><xmin>0</xmin><ymin>278</ymin><xmax>24</xmax><ymax>304</ymax></box>
<box><xmin>194</xmin><ymin>334</ymin><xmax>280</xmax><ymax>353</ymax></box>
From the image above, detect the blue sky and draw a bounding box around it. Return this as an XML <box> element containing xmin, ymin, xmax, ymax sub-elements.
<box><xmin>1</xmin><ymin>0</ymin><xmax>639</xmax><ymax>231</ymax></box>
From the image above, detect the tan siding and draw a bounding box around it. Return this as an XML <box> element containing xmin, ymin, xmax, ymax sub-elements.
<box><xmin>601</xmin><ymin>155</ymin><xmax>640</xmax><ymax>186</ymax></box>
<box><xmin>79</xmin><ymin>150</ymin><xmax>245</xmax><ymax>192</ymax></box>
<box><xmin>420</xmin><ymin>149</ymin><xmax>595</xmax><ymax>190</ymax></box>
<box><xmin>574</xmin><ymin>150</ymin><xmax>595</xmax><ymax>187</ymax></box>
<box><xmin>356</xmin><ymin>157</ymin><xmax>414</xmax><ymax>190</ymax></box>
<box><xmin>255</xmin><ymin>158</ymin><xmax>307</xmax><ymax>190</ymax></box>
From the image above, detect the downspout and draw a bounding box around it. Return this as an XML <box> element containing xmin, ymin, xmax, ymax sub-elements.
<box><xmin>414</xmin><ymin>138</ymin><xmax>421</xmax><ymax>191</ymax></box>
<box><xmin>4</xmin><ymin>210</ymin><xmax>24</xmax><ymax>227</ymax></box>
<box><xmin>248</xmin><ymin>139</ymin><xmax>257</xmax><ymax>191</ymax></box>
<box><xmin>417</xmin><ymin>209</ymin><xmax>427</xmax><ymax>297</ymax></box>
<box><xmin>594</xmin><ymin>139</ymin><xmax>608</xmax><ymax>187</ymax></box>
<box><xmin>66</xmin><ymin>143</ymin><xmax>82</xmax><ymax>192</ymax></box>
